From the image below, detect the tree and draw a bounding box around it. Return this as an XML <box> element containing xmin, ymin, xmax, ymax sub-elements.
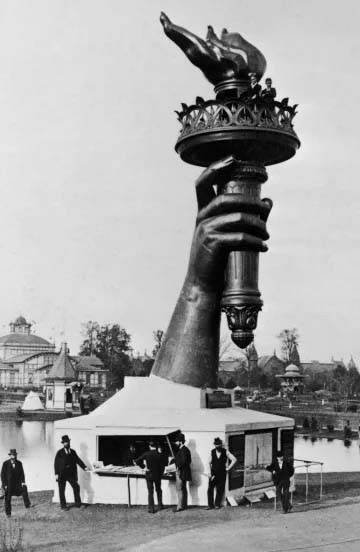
<box><xmin>277</xmin><ymin>328</ymin><xmax>300</xmax><ymax>365</ymax></box>
<box><xmin>96</xmin><ymin>324</ymin><xmax>132</xmax><ymax>388</ymax></box>
<box><xmin>241</xmin><ymin>342</ymin><xmax>258</xmax><ymax>389</ymax></box>
<box><xmin>152</xmin><ymin>330</ymin><xmax>164</xmax><ymax>358</ymax></box>
<box><xmin>80</xmin><ymin>321</ymin><xmax>100</xmax><ymax>356</ymax></box>
<box><xmin>79</xmin><ymin>322</ymin><xmax>132</xmax><ymax>389</ymax></box>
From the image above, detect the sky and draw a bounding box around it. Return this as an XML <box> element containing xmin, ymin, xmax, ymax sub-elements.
<box><xmin>0</xmin><ymin>0</ymin><xmax>359</xmax><ymax>364</ymax></box>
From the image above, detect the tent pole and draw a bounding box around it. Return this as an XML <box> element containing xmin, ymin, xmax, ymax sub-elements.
<box><xmin>166</xmin><ymin>435</ymin><xmax>175</xmax><ymax>460</ymax></box>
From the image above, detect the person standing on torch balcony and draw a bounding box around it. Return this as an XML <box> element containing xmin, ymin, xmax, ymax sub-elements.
<box><xmin>173</xmin><ymin>433</ymin><xmax>192</xmax><ymax>512</ymax></box>
<box><xmin>54</xmin><ymin>435</ymin><xmax>90</xmax><ymax>510</ymax></box>
<box><xmin>206</xmin><ymin>437</ymin><xmax>236</xmax><ymax>510</ymax></box>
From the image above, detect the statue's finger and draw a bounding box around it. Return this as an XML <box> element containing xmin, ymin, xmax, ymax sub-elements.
<box><xmin>260</xmin><ymin>198</ymin><xmax>273</xmax><ymax>222</ymax></box>
<box><xmin>204</xmin><ymin>212</ymin><xmax>269</xmax><ymax>240</ymax></box>
<box><xmin>160</xmin><ymin>12</ymin><xmax>171</xmax><ymax>29</ymax></box>
<box><xmin>195</xmin><ymin>156</ymin><xmax>237</xmax><ymax>210</ymax></box>
<box><xmin>197</xmin><ymin>194</ymin><xmax>271</xmax><ymax>223</ymax></box>
<box><xmin>217</xmin><ymin>232</ymin><xmax>268</xmax><ymax>253</ymax></box>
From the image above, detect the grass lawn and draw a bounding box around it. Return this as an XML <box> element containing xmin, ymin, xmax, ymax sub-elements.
<box><xmin>1</xmin><ymin>472</ymin><xmax>360</xmax><ymax>552</ymax></box>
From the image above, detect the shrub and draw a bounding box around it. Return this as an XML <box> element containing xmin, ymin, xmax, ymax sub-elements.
<box><xmin>310</xmin><ymin>417</ymin><xmax>318</xmax><ymax>431</ymax></box>
<box><xmin>302</xmin><ymin>417</ymin><xmax>310</xmax><ymax>429</ymax></box>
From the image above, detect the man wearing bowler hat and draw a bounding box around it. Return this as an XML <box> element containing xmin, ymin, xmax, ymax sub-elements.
<box><xmin>173</xmin><ymin>433</ymin><xmax>192</xmax><ymax>512</ymax></box>
<box><xmin>1</xmin><ymin>449</ymin><xmax>31</xmax><ymax>517</ymax></box>
<box><xmin>206</xmin><ymin>437</ymin><xmax>237</xmax><ymax>510</ymax></box>
<box><xmin>54</xmin><ymin>435</ymin><xmax>90</xmax><ymax>510</ymax></box>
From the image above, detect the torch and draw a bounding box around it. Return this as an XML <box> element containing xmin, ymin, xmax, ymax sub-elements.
<box><xmin>161</xmin><ymin>13</ymin><xmax>300</xmax><ymax>349</ymax></box>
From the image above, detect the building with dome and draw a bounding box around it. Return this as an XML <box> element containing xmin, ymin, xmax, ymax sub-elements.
<box><xmin>275</xmin><ymin>363</ymin><xmax>306</xmax><ymax>394</ymax></box>
<box><xmin>0</xmin><ymin>316</ymin><xmax>109</xmax><ymax>390</ymax></box>
<box><xmin>0</xmin><ymin>316</ymin><xmax>55</xmax><ymax>360</ymax></box>
<box><xmin>0</xmin><ymin>316</ymin><xmax>56</xmax><ymax>388</ymax></box>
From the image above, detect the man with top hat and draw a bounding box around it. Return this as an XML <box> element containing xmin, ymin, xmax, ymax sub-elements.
<box><xmin>54</xmin><ymin>434</ymin><xmax>90</xmax><ymax>510</ymax></box>
<box><xmin>1</xmin><ymin>449</ymin><xmax>31</xmax><ymax>517</ymax></box>
<box><xmin>206</xmin><ymin>437</ymin><xmax>237</xmax><ymax>510</ymax></box>
<box><xmin>173</xmin><ymin>433</ymin><xmax>191</xmax><ymax>512</ymax></box>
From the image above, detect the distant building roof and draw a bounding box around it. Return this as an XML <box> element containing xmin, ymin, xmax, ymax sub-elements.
<box><xmin>258</xmin><ymin>355</ymin><xmax>284</xmax><ymax>372</ymax></box>
<box><xmin>0</xmin><ymin>333</ymin><xmax>53</xmax><ymax>347</ymax></box>
<box><xmin>301</xmin><ymin>359</ymin><xmax>346</xmax><ymax>373</ymax></box>
<box><xmin>3</xmin><ymin>351</ymin><xmax>56</xmax><ymax>364</ymax></box>
<box><xmin>46</xmin><ymin>343</ymin><xmax>75</xmax><ymax>382</ymax></box>
<box><xmin>276</xmin><ymin>363</ymin><xmax>305</xmax><ymax>379</ymax></box>
<box><xmin>14</xmin><ymin>316</ymin><xmax>27</xmax><ymax>325</ymax></box>
<box><xmin>75</xmin><ymin>355</ymin><xmax>104</xmax><ymax>371</ymax></box>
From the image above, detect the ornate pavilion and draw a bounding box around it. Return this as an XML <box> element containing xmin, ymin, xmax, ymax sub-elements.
<box><xmin>276</xmin><ymin>363</ymin><xmax>306</xmax><ymax>394</ymax></box>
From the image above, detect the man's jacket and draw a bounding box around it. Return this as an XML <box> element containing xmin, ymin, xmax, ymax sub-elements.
<box><xmin>174</xmin><ymin>446</ymin><xmax>192</xmax><ymax>482</ymax></box>
<box><xmin>1</xmin><ymin>459</ymin><xmax>26</xmax><ymax>494</ymax></box>
<box><xmin>54</xmin><ymin>448</ymin><xmax>86</xmax><ymax>481</ymax></box>
<box><xmin>266</xmin><ymin>458</ymin><xmax>294</xmax><ymax>485</ymax></box>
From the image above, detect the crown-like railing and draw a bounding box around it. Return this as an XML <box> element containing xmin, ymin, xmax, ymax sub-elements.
<box><xmin>176</xmin><ymin>98</ymin><xmax>298</xmax><ymax>138</ymax></box>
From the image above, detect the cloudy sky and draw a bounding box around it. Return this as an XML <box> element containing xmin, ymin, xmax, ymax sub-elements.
<box><xmin>0</xmin><ymin>0</ymin><xmax>359</xmax><ymax>364</ymax></box>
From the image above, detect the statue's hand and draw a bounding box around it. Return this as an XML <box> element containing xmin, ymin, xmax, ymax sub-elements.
<box><xmin>186</xmin><ymin>156</ymin><xmax>272</xmax><ymax>292</ymax></box>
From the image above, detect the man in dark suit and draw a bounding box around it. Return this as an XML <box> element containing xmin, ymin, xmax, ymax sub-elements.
<box><xmin>240</xmin><ymin>73</ymin><xmax>262</xmax><ymax>104</ymax></box>
<box><xmin>261</xmin><ymin>77</ymin><xmax>277</xmax><ymax>102</ymax></box>
<box><xmin>1</xmin><ymin>449</ymin><xmax>31</xmax><ymax>517</ymax></box>
<box><xmin>54</xmin><ymin>434</ymin><xmax>90</xmax><ymax>510</ymax></box>
<box><xmin>206</xmin><ymin>437</ymin><xmax>236</xmax><ymax>510</ymax></box>
<box><xmin>173</xmin><ymin>433</ymin><xmax>191</xmax><ymax>512</ymax></box>
<box><xmin>136</xmin><ymin>441</ymin><xmax>164</xmax><ymax>513</ymax></box>
<box><xmin>266</xmin><ymin>451</ymin><xmax>294</xmax><ymax>513</ymax></box>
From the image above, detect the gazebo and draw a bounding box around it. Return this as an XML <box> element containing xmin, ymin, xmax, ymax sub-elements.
<box><xmin>276</xmin><ymin>364</ymin><xmax>305</xmax><ymax>394</ymax></box>
<box><xmin>45</xmin><ymin>343</ymin><xmax>76</xmax><ymax>410</ymax></box>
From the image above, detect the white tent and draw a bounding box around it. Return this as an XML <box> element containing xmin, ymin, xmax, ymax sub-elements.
<box><xmin>22</xmin><ymin>391</ymin><xmax>44</xmax><ymax>411</ymax></box>
<box><xmin>53</xmin><ymin>376</ymin><xmax>294</xmax><ymax>506</ymax></box>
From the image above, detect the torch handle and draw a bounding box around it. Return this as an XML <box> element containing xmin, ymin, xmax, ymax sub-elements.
<box><xmin>219</xmin><ymin>163</ymin><xmax>268</xmax><ymax>349</ymax></box>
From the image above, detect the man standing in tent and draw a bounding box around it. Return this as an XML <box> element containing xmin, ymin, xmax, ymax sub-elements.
<box><xmin>173</xmin><ymin>433</ymin><xmax>191</xmax><ymax>512</ymax></box>
<box><xmin>54</xmin><ymin>435</ymin><xmax>90</xmax><ymax>510</ymax></box>
<box><xmin>1</xmin><ymin>449</ymin><xmax>31</xmax><ymax>517</ymax></box>
<box><xmin>136</xmin><ymin>441</ymin><xmax>164</xmax><ymax>513</ymax></box>
<box><xmin>206</xmin><ymin>437</ymin><xmax>237</xmax><ymax>510</ymax></box>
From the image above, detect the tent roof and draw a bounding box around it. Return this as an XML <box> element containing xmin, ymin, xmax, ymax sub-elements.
<box><xmin>55</xmin><ymin>406</ymin><xmax>293</xmax><ymax>433</ymax></box>
<box><xmin>54</xmin><ymin>377</ymin><xmax>294</xmax><ymax>433</ymax></box>
<box><xmin>94</xmin><ymin>427</ymin><xmax>180</xmax><ymax>436</ymax></box>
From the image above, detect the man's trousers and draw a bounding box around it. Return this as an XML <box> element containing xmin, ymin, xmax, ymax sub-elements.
<box><xmin>146</xmin><ymin>477</ymin><xmax>163</xmax><ymax>512</ymax></box>
<box><xmin>5</xmin><ymin>485</ymin><xmax>31</xmax><ymax>516</ymax></box>
<box><xmin>175</xmin><ymin>472</ymin><xmax>188</xmax><ymax>510</ymax></box>
<box><xmin>207</xmin><ymin>474</ymin><xmax>226</xmax><ymax>508</ymax></box>
<box><xmin>58</xmin><ymin>477</ymin><xmax>81</xmax><ymax>508</ymax></box>
<box><xmin>277</xmin><ymin>479</ymin><xmax>291</xmax><ymax>512</ymax></box>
